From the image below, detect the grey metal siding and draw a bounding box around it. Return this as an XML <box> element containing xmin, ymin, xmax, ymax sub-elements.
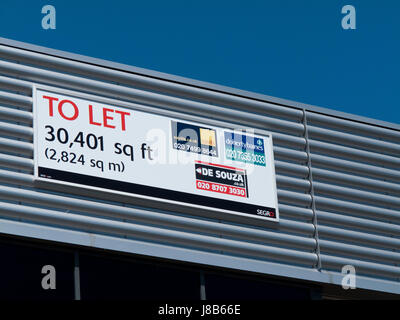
<box><xmin>307</xmin><ymin>111</ymin><xmax>400</xmax><ymax>282</ymax></box>
<box><xmin>0</xmin><ymin>42</ymin><xmax>398</xmax><ymax>294</ymax></box>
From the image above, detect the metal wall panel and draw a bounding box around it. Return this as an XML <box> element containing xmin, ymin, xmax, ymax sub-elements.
<box><xmin>0</xmin><ymin>42</ymin><xmax>399</xmax><ymax>295</ymax></box>
<box><xmin>307</xmin><ymin>110</ymin><xmax>400</xmax><ymax>284</ymax></box>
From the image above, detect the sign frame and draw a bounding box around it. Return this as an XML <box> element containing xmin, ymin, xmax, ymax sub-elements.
<box><xmin>33</xmin><ymin>84</ymin><xmax>280</xmax><ymax>223</ymax></box>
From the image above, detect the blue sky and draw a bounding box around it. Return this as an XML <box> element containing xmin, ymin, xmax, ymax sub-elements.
<box><xmin>1</xmin><ymin>0</ymin><xmax>399</xmax><ymax>125</ymax></box>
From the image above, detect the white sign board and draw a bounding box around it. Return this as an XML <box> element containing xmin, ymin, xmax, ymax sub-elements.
<box><xmin>33</xmin><ymin>86</ymin><xmax>279</xmax><ymax>222</ymax></box>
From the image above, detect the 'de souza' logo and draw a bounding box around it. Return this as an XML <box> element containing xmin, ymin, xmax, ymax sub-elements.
<box><xmin>194</xmin><ymin>161</ymin><xmax>248</xmax><ymax>198</ymax></box>
<box><xmin>224</xmin><ymin>131</ymin><xmax>266</xmax><ymax>166</ymax></box>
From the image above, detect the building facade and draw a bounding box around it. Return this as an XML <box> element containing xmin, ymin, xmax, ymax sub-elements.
<box><xmin>0</xmin><ymin>38</ymin><xmax>399</xmax><ymax>300</ymax></box>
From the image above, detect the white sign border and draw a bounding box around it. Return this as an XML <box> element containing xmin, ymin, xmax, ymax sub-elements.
<box><xmin>33</xmin><ymin>84</ymin><xmax>280</xmax><ymax>223</ymax></box>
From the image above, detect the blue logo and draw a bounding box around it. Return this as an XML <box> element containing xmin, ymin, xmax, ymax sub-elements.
<box><xmin>224</xmin><ymin>132</ymin><xmax>266</xmax><ymax>166</ymax></box>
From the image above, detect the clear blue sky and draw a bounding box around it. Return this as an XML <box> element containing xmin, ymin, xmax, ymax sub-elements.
<box><xmin>1</xmin><ymin>0</ymin><xmax>399</xmax><ymax>125</ymax></box>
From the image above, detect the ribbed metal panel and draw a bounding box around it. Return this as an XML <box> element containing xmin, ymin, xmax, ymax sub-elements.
<box><xmin>0</xmin><ymin>106</ymin><xmax>32</xmax><ymax>124</ymax></box>
<box><xmin>312</xmin><ymin>167</ymin><xmax>400</xmax><ymax>196</ymax></box>
<box><xmin>311</xmin><ymin>154</ymin><xmax>400</xmax><ymax>182</ymax></box>
<box><xmin>307</xmin><ymin>111</ymin><xmax>400</xmax><ymax>144</ymax></box>
<box><xmin>0</xmin><ymin>89</ymin><xmax>32</xmax><ymax>109</ymax></box>
<box><xmin>0</xmin><ymin>44</ymin><xmax>302</xmax><ymax>121</ymax></box>
<box><xmin>307</xmin><ymin>110</ymin><xmax>400</xmax><ymax>283</ymax></box>
<box><xmin>308</xmin><ymin>125</ymin><xmax>400</xmax><ymax>157</ymax></box>
<box><xmin>0</xmin><ymin>42</ymin><xmax>399</xmax><ymax>294</ymax></box>
<box><xmin>0</xmin><ymin>45</ymin><xmax>316</xmax><ymax>273</ymax></box>
<box><xmin>309</xmin><ymin>139</ymin><xmax>400</xmax><ymax>168</ymax></box>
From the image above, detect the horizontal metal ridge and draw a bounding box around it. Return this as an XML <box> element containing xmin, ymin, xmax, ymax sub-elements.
<box><xmin>270</xmin><ymin>132</ymin><xmax>306</xmax><ymax>149</ymax></box>
<box><xmin>319</xmin><ymin>239</ymin><xmax>400</xmax><ymax>264</ymax></box>
<box><xmin>274</xmin><ymin>146</ymin><xmax>308</xmax><ymax>163</ymax></box>
<box><xmin>308</xmin><ymin>125</ymin><xmax>400</xmax><ymax>157</ymax></box>
<box><xmin>0</xmin><ymin>168</ymin><xmax>34</xmax><ymax>185</ymax></box>
<box><xmin>0</xmin><ymin>202</ymin><xmax>318</xmax><ymax>265</ymax></box>
<box><xmin>0</xmin><ymin>105</ymin><xmax>32</xmax><ymax>124</ymax></box>
<box><xmin>320</xmin><ymin>254</ymin><xmax>400</xmax><ymax>278</ymax></box>
<box><xmin>0</xmin><ymin>184</ymin><xmax>316</xmax><ymax>250</ymax></box>
<box><xmin>276</xmin><ymin>218</ymin><xmax>314</xmax><ymax>235</ymax></box>
<box><xmin>309</xmin><ymin>139</ymin><xmax>400</xmax><ymax>169</ymax></box>
<box><xmin>318</xmin><ymin>224</ymin><xmax>400</xmax><ymax>249</ymax></box>
<box><xmin>0</xmin><ymin>137</ymin><xmax>32</xmax><ymax>156</ymax></box>
<box><xmin>0</xmin><ymin>59</ymin><xmax>304</xmax><ymax>135</ymax></box>
<box><xmin>312</xmin><ymin>167</ymin><xmax>400</xmax><ymax>196</ymax></box>
<box><xmin>0</xmin><ymin>75</ymin><xmax>32</xmax><ymax>95</ymax></box>
<box><xmin>276</xmin><ymin>175</ymin><xmax>310</xmax><ymax>191</ymax></box>
<box><xmin>306</xmin><ymin>111</ymin><xmax>400</xmax><ymax>143</ymax></box>
<box><xmin>0</xmin><ymin>121</ymin><xmax>32</xmax><ymax>140</ymax></box>
<box><xmin>313</xmin><ymin>181</ymin><xmax>400</xmax><ymax>210</ymax></box>
<box><xmin>316</xmin><ymin>210</ymin><xmax>400</xmax><ymax>237</ymax></box>
<box><xmin>0</xmin><ymin>153</ymin><xmax>33</xmax><ymax>171</ymax></box>
<box><xmin>315</xmin><ymin>196</ymin><xmax>400</xmax><ymax>223</ymax></box>
<box><xmin>0</xmin><ymin>45</ymin><xmax>304</xmax><ymax>121</ymax></box>
<box><xmin>311</xmin><ymin>154</ymin><xmax>400</xmax><ymax>183</ymax></box>
<box><xmin>0</xmin><ymin>89</ymin><xmax>31</xmax><ymax>109</ymax></box>
<box><xmin>278</xmin><ymin>204</ymin><xmax>313</xmax><ymax>220</ymax></box>
<box><xmin>275</xmin><ymin>161</ymin><xmax>309</xmax><ymax>178</ymax></box>
<box><xmin>277</xmin><ymin>189</ymin><xmax>312</xmax><ymax>207</ymax></box>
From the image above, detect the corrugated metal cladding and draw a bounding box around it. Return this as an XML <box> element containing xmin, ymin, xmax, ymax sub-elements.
<box><xmin>0</xmin><ymin>40</ymin><xmax>399</xmax><ymax>295</ymax></box>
